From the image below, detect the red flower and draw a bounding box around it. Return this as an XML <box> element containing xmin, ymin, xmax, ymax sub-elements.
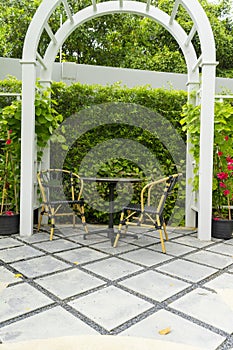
<box><xmin>223</xmin><ymin>189</ymin><xmax>230</xmax><ymax>196</ymax></box>
<box><xmin>217</xmin><ymin>172</ymin><xmax>228</xmax><ymax>180</ymax></box>
<box><xmin>213</xmin><ymin>217</ymin><xmax>220</xmax><ymax>221</ymax></box>
<box><xmin>8</xmin><ymin>130</ymin><xmax>13</xmax><ymax>134</ymax></box>
<box><xmin>225</xmin><ymin>136</ymin><xmax>229</xmax><ymax>141</ymax></box>
<box><xmin>227</xmin><ymin>164</ymin><xmax>233</xmax><ymax>170</ymax></box>
<box><xmin>226</xmin><ymin>157</ymin><xmax>233</xmax><ymax>163</ymax></box>
<box><xmin>4</xmin><ymin>211</ymin><xmax>14</xmax><ymax>216</ymax></box>
<box><xmin>217</xmin><ymin>151</ymin><xmax>223</xmax><ymax>156</ymax></box>
<box><xmin>6</xmin><ymin>139</ymin><xmax>12</xmax><ymax>145</ymax></box>
<box><xmin>219</xmin><ymin>182</ymin><xmax>226</xmax><ymax>188</ymax></box>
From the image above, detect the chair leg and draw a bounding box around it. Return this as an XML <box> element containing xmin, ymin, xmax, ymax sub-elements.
<box><xmin>79</xmin><ymin>205</ymin><xmax>89</xmax><ymax>239</ymax></box>
<box><xmin>163</xmin><ymin>222</ymin><xmax>168</xmax><ymax>240</ymax></box>
<box><xmin>50</xmin><ymin>208</ymin><xmax>55</xmax><ymax>241</ymax></box>
<box><xmin>37</xmin><ymin>206</ymin><xmax>44</xmax><ymax>232</ymax></box>
<box><xmin>156</xmin><ymin>215</ymin><xmax>166</xmax><ymax>253</ymax></box>
<box><xmin>72</xmin><ymin>211</ymin><xmax>76</xmax><ymax>228</ymax></box>
<box><xmin>113</xmin><ymin>211</ymin><xmax>124</xmax><ymax>247</ymax></box>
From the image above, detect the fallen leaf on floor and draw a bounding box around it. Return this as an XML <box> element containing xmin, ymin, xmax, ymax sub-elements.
<box><xmin>158</xmin><ymin>327</ymin><xmax>171</xmax><ymax>335</ymax></box>
<box><xmin>73</xmin><ymin>261</ymin><xmax>79</xmax><ymax>265</ymax></box>
<box><xmin>14</xmin><ymin>274</ymin><xmax>23</xmax><ymax>278</ymax></box>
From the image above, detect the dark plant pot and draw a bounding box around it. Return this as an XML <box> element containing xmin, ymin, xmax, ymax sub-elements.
<box><xmin>212</xmin><ymin>218</ymin><xmax>233</xmax><ymax>240</ymax></box>
<box><xmin>0</xmin><ymin>214</ymin><xmax>20</xmax><ymax>235</ymax></box>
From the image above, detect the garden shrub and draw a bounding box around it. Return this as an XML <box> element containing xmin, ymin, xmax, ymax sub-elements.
<box><xmin>0</xmin><ymin>77</ymin><xmax>187</xmax><ymax>225</ymax></box>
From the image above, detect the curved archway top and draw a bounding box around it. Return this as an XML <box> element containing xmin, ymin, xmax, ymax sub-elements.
<box><xmin>40</xmin><ymin>2</ymin><xmax>198</xmax><ymax>82</ymax></box>
<box><xmin>22</xmin><ymin>0</ymin><xmax>216</xmax><ymax>71</ymax></box>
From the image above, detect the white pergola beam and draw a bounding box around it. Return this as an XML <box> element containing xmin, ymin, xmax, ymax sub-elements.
<box><xmin>36</xmin><ymin>52</ymin><xmax>47</xmax><ymax>70</ymax></box>
<box><xmin>21</xmin><ymin>0</ymin><xmax>216</xmax><ymax>242</ymax></box>
<box><xmin>185</xmin><ymin>25</ymin><xmax>196</xmax><ymax>47</ymax></box>
<box><xmin>92</xmin><ymin>0</ymin><xmax>97</xmax><ymax>12</ymax></box>
<box><xmin>192</xmin><ymin>54</ymin><xmax>202</xmax><ymax>72</ymax></box>
<box><xmin>41</xmin><ymin>2</ymin><xmax>198</xmax><ymax>85</ymax></box>
<box><xmin>146</xmin><ymin>0</ymin><xmax>151</xmax><ymax>12</ymax></box>
<box><xmin>169</xmin><ymin>0</ymin><xmax>180</xmax><ymax>25</ymax></box>
<box><xmin>45</xmin><ymin>23</ymin><xmax>57</xmax><ymax>44</ymax></box>
<box><xmin>62</xmin><ymin>0</ymin><xmax>74</xmax><ymax>23</ymax></box>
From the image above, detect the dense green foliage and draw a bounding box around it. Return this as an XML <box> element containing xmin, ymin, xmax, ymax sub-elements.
<box><xmin>0</xmin><ymin>77</ymin><xmax>187</xmax><ymax>224</ymax></box>
<box><xmin>180</xmin><ymin>100</ymin><xmax>233</xmax><ymax>218</ymax></box>
<box><xmin>0</xmin><ymin>0</ymin><xmax>233</xmax><ymax>77</ymax></box>
<box><xmin>50</xmin><ymin>81</ymin><xmax>187</xmax><ymax>224</ymax></box>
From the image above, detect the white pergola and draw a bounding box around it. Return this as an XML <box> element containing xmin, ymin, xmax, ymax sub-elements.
<box><xmin>21</xmin><ymin>0</ymin><xmax>217</xmax><ymax>239</ymax></box>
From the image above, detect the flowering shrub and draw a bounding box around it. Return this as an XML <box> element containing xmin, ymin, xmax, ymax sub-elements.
<box><xmin>213</xmin><ymin>134</ymin><xmax>233</xmax><ymax>220</ymax></box>
<box><xmin>181</xmin><ymin>100</ymin><xmax>233</xmax><ymax>220</ymax></box>
<box><xmin>0</xmin><ymin>128</ymin><xmax>20</xmax><ymax>215</ymax></box>
<box><xmin>0</xmin><ymin>80</ymin><xmax>63</xmax><ymax>216</ymax></box>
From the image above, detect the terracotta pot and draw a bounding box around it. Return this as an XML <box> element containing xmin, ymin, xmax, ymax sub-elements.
<box><xmin>0</xmin><ymin>214</ymin><xmax>20</xmax><ymax>235</ymax></box>
<box><xmin>212</xmin><ymin>218</ymin><xmax>233</xmax><ymax>240</ymax></box>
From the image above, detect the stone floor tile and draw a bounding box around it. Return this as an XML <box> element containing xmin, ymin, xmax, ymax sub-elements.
<box><xmin>33</xmin><ymin>239</ymin><xmax>80</xmax><ymax>253</ymax></box>
<box><xmin>165</xmin><ymin>229</ymin><xmax>187</xmax><ymax>238</ymax></box>
<box><xmin>0</xmin><ymin>245</ymin><xmax>44</xmax><ymax>263</ymax></box>
<box><xmin>91</xmin><ymin>240</ymin><xmax>138</xmax><ymax>255</ymax></box>
<box><xmin>10</xmin><ymin>255</ymin><xmax>70</xmax><ymax>278</ymax></box>
<box><xmin>0</xmin><ymin>283</ymin><xmax>52</xmax><ymax>323</ymax></box>
<box><xmin>120</xmin><ymin>309</ymin><xmax>224</xmax><ymax>350</ymax></box>
<box><xmin>121</xmin><ymin>234</ymin><xmax>160</xmax><ymax>247</ymax></box>
<box><xmin>68</xmin><ymin>234</ymin><xmax>108</xmax><ymax>246</ymax></box>
<box><xmin>36</xmin><ymin>268</ymin><xmax>105</xmax><ymax>299</ymax></box>
<box><xmin>68</xmin><ymin>286</ymin><xmax>152</xmax><ymax>331</ymax></box>
<box><xmin>17</xmin><ymin>232</ymin><xmax>53</xmax><ymax>243</ymax></box>
<box><xmin>149</xmin><ymin>241</ymin><xmax>196</xmax><ymax>256</ymax></box>
<box><xmin>204</xmin><ymin>272</ymin><xmax>233</xmax><ymax>290</ymax></box>
<box><xmin>56</xmin><ymin>225</ymin><xmax>86</xmax><ymax>235</ymax></box>
<box><xmin>119</xmin><ymin>270</ymin><xmax>190</xmax><ymax>302</ymax></box>
<box><xmin>206</xmin><ymin>243</ymin><xmax>233</xmax><ymax>257</ymax></box>
<box><xmin>222</xmin><ymin>238</ymin><xmax>233</xmax><ymax>245</ymax></box>
<box><xmin>0</xmin><ymin>306</ymin><xmax>98</xmax><ymax>343</ymax></box>
<box><xmin>173</xmin><ymin>235</ymin><xmax>215</xmax><ymax>248</ymax></box>
<box><xmin>83</xmin><ymin>257</ymin><xmax>142</xmax><ymax>280</ymax></box>
<box><xmin>55</xmin><ymin>247</ymin><xmax>108</xmax><ymax>264</ymax></box>
<box><xmin>157</xmin><ymin>259</ymin><xmax>217</xmax><ymax>282</ymax></box>
<box><xmin>120</xmin><ymin>226</ymin><xmax>152</xmax><ymax>234</ymax></box>
<box><xmin>170</xmin><ymin>287</ymin><xmax>233</xmax><ymax>333</ymax></box>
<box><xmin>119</xmin><ymin>248</ymin><xmax>172</xmax><ymax>267</ymax></box>
<box><xmin>0</xmin><ymin>237</ymin><xmax>24</xmax><ymax>249</ymax></box>
<box><xmin>185</xmin><ymin>250</ymin><xmax>233</xmax><ymax>269</ymax></box>
<box><xmin>0</xmin><ymin>266</ymin><xmax>23</xmax><ymax>284</ymax></box>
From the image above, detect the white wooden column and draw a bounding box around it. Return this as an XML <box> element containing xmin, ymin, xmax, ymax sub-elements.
<box><xmin>20</xmin><ymin>62</ymin><xmax>36</xmax><ymax>236</ymax></box>
<box><xmin>198</xmin><ymin>63</ymin><xmax>217</xmax><ymax>240</ymax></box>
<box><xmin>185</xmin><ymin>81</ymin><xmax>200</xmax><ymax>228</ymax></box>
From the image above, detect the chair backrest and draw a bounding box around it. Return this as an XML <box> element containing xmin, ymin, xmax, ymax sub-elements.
<box><xmin>141</xmin><ymin>173</ymin><xmax>182</xmax><ymax>216</ymax></box>
<box><xmin>37</xmin><ymin>169</ymin><xmax>83</xmax><ymax>206</ymax></box>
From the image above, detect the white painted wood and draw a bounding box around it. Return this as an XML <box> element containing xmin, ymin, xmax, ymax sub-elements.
<box><xmin>20</xmin><ymin>62</ymin><xmax>36</xmax><ymax>236</ymax></box>
<box><xmin>21</xmin><ymin>0</ymin><xmax>217</xmax><ymax>240</ymax></box>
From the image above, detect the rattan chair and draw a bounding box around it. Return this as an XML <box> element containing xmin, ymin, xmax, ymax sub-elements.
<box><xmin>112</xmin><ymin>173</ymin><xmax>182</xmax><ymax>253</ymax></box>
<box><xmin>37</xmin><ymin>169</ymin><xmax>88</xmax><ymax>240</ymax></box>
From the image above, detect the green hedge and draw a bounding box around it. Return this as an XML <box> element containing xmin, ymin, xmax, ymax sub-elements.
<box><xmin>50</xmin><ymin>82</ymin><xmax>187</xmax><ymax>224</ymax></box>
<box><xmin>0</xmin><ymin>78</ymin><xmax>187</xmax><ymax>225</ymax></box>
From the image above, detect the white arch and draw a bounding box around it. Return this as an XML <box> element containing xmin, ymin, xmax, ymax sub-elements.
<box><xmin>21</xmin><ymin>0</ymin><xmax>217</xmax><ymax>240</ymax></box>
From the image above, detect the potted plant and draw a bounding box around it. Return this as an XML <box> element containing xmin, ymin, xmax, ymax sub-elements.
<box><xmin>0</xmin><ymin>128</ymin><xmax>20</xmax><ymax>234</ymax></box>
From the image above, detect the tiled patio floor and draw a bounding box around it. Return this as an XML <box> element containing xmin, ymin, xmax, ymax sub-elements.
<box><xmin>0</xmin><ymin>225</ymin><xmax>233</xmax><ymax>349</ymax></box>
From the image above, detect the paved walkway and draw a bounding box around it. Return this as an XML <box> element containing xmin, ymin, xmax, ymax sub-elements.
<box><xmin>0</xmin><ymin>225</ymin><xmax>233</xmax><ymax>349</ymax></box>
